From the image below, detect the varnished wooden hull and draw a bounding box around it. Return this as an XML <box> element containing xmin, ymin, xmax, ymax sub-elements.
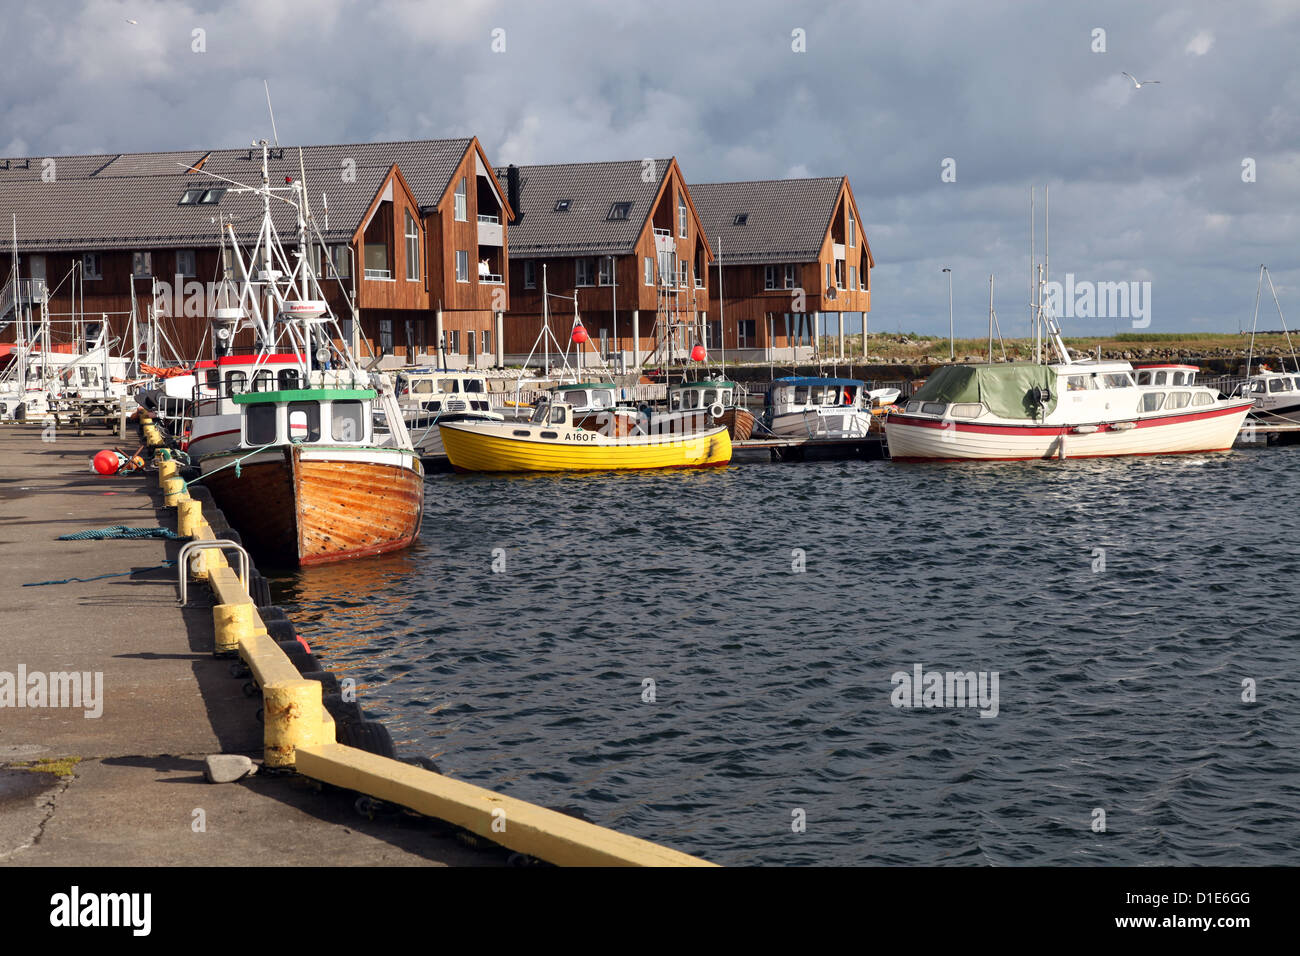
<box><xmin>721</xmin><ymin>407</ymin><xmax>756</xmax><ymax>440</ymax></box>
<box><xmin>203</xmin><ymin>445</ymin><xmax>424</xmax><ymax>567</ymax></box>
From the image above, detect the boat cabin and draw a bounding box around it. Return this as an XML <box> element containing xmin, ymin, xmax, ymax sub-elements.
<box><xmin>396</xmin><ymin>369</ymin><xmax>492</xmax><ymax>414</ymax></box>
<box><xmin>551</xmin><ymin>382</ymin><xmax>620</xmax><ymax>412</ymax></box>
<box><xmin>669</xmin><ymin>380</ymin><xmax>739</xmax><ymax>412</ymax></box>
<box><xmin>1135</xmin><ymin>364</ymin><xmax>1200</xmax><ymax>387</ymax></box>
<box><xmin>1241</xmin><ymin>370</ymin><xmax>1300</xmax><ymax>397</ymax></box>
<box><xmin>233</xmin><ymin>387</ymin><xmax>377</xmax><ymax>447</ymax></box>
<box><xmin>767</xmin><ymin>376</ymin><xmax>864</xmax><ymax>413</ymax></box>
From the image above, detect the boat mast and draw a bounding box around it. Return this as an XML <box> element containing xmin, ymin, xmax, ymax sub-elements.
<box><xmin>717</xmin><ymin>235</ymin><xmax>725</xmax><ymax>376</ymax></box>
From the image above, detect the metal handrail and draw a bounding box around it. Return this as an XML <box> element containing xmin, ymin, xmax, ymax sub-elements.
<box><xmin>178</xmin><ymin>538</ymin><xmax>249</xmax><ymax>605</ymax></box>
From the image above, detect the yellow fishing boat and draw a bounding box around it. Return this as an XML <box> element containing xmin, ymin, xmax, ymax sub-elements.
<box><xmin>439</xmin><ymin>398</ymin><xmax>732</xmax><ymax>473</ymax></box>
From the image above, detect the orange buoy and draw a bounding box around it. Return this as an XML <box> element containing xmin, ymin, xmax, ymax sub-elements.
<box><xmin>571</xmin><ymin>326</ymin><xmax>589</xmax><ymax>344</ymax></box>
<box><xmin>92</xmin><ymin>450</ymin><xmax>121</xmax><ymax>475</ymax></box>
<box><xmin>690</xmin><ymin>344</ymin><xmax>706</xmax><ymax>362</ymax></box>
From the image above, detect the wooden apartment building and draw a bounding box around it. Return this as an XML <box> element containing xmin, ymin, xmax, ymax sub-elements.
<box><xmin>0</xmin><ymin>138</ymin><xmax>513</xmax><ymax>368</ymax></box>
<box><xmin>690</xmin><ymin>177</ymin><xmax>873</xmax><ymax>361</ymax></box>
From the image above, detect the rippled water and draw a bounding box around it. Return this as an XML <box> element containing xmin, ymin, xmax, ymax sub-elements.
<box><xmin>274</xmin><ymin>448</ymin><xmax>1300</xmax><ymax>865</ymax></box>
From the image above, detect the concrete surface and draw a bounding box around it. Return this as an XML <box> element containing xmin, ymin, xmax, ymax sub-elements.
<box><xmin>0</xmin><ymin>423</ymin><xmax>500</xmax><ymax>866</ymax></box>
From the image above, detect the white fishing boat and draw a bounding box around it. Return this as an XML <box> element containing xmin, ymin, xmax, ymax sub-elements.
<box><xmin>763</xmin><ymin>376</ymin><xmax>875</xmax><ymax>438</ymax></box>
<box><xmin>388</xmin><ymin>368</ymin><xmax>504</xmax><ymax>460</ymax></box>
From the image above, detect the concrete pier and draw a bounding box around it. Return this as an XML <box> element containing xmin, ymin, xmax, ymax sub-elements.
<box><xmin>0</xmin><ymin>425</ymin><xmax>497</xmax><ymax>866</ymax></box>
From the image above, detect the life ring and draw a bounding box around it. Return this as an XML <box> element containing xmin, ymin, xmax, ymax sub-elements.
<box><xmin>707</xmin><ymin>402</ymin><xmax>725</xmax><ymax>420</ymax></box>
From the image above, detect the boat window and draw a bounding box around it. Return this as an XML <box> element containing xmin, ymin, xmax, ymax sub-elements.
<box><xmin>594</xmin><ymin>390</ymin><xmax>614</xmax><ymax>408</ymax></box>
<box><xmin>427</xmin><ymin>400</ymin><xmax>441</xmax><ymax>411</ymax></box>
<box><xmin>950</xmin><ymin>403</ymin><xmax>982</xmax><ymax>419</ymax></box>
<box><xmin>906</xmin><ymin>402</ymin><xmax>921</xmax><ymax>413</ymax></box>
<box><xmin>529</xmin><ymin>403</ymin><xmax>549</xmax><ymax>424</ymax></box>
<box><xmin>411</xmin><ymin>379</ymin><xmax>433</xmax><ymax>394</ymax></box>
<box><xmin>438</xmin><ymin>379</ymin><xmax>459</xmax><ymax>393</ymax></box>
<box><xmin>669</xmin><ymin>392</ymin><xmax>681</xmax><ymax>410</ymax></box>
<box><xmin>1066</xmin><ymin>375</ymin><xmax>1095</xmax><ymax>391</ymax></box>
<box><xmin>332</xmin><ymin>400</ymin><xmax>365</xmax><ymax>442</ymax></box>
<box><xmin>684</xmin><ymin>390</ymin><xmax>699</xmax><ymax>409</ymax></box>
<box><xmin>548</xmin><ymin>405</ymin><xmax>568</xmax><ymax>425</ymax></box>
<box><xmin>1153</xmin><ymin>371</ymin><xmax>1167</xmax><ymax>385</ymax></box>
<box><xmin>1269</xmin><ymin>378</ymin><xmax>1289</xmax><ymax>392</ymax></box>
<box><xmin>246</xmin><ymin>404</ymin><xmax>277</xmax><ymax>445</ymax></box>
<box><xmin>721</xmin><ymin>389</ymin><xmax>732</xmax><ymax>405</ymax></box>
<box><xmin>278</xmin><ymin>368</ymin><xmax>300</xmax><ymax>390</ymax></box>
<box><xmin>1171</xmin><ymin>371</ymin><xmax>1186</xmax><ymax>385</ymax></box>
<box><xmin>513</xmin><ymin>429</ymin><xmax>531</xmax><ymax>437</ymax></box>
<box><xmin>921</xmin><ymin>402</ymin><xmax>947</xmax><ymax>415</ymax></box>
<box><xmin>843</xmin><ymin>387</ymin><xmax>857</xmax><ymax>405</ymax></box>
<box><xmin>1140</xmin><ymin>392</ymin><xmax>1165</xmax><ymax>412</ymax></box>
<box><xmin>252</xmin><ymin>370</ymin><xmax>273</xmax><ymax>392</ymax></box>
<box><xmin>206</xmin><ymin>369</ymin><xmax>221</xmax><ymax>389</ymax></box>
<box><xmin>226</xmin><ymin>370</ymin><xmax>246</xmax><ymax>393</ymax></box>
<box><xmin>1193</xmin><ymin>392</ymin><xmax>1213</xmax><ymax>406</ymax></box>
<box><xmin>541</xmin><ymin>431</ymin><xmax>559</xmax><ymax>439</ymax></box>
<box><xmin>1104</xmin><ymin>374</ymin><xmax>1133</xmax><ymax>388</ymax></box>
<box><xmin>464</xmin><ymin>379</ymin><xmax>485</xmax><ymax>393</ymax></box>
<box><xmin>794</xmin><ymin>386</ymin><xmax>809</xmax><ymax>404</ymax></box>
<box><xmin>702</xmin><ymin>389</ymin><xmax>718</xmax><ymax>406</ymax></box>
<box><xmin>1135</xmin><ymin>371</ymin><xmax>1152</xmax><ymax>385</ymax></box>
<box><xmin>1166</xmin><ymin>392</ymin><xmax>1192</xmax><ymax>409</ymax></box>
<box><xmin>288</xmin><ymin>401</ymin><xmax>321</xmax><ymax>442</ymax></box>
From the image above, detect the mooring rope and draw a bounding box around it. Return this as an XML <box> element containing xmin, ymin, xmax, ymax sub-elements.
<box><xmin>24</xmin><ymin>560</ymin><xmax>176</xmax><ymax>587</ymax></box>
<box><xmin>58</xmin><ymin>526</ymin><xmax>187</xmax><ymax>541</ymax></box>
<box><xmin>184</xmin><ymin>440</ymin><xmax>279</xmax><ymax>486</ymax></box>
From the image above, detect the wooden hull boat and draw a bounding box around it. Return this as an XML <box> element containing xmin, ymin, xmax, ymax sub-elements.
<box><xmin>439</xmin><ymin>417</ymin><xmax>732</xmax><ymax>473</ymax></box>
<box><xmin>203</xmin><ymin>443</ymin><xmax>424</xmax><ymax>566</ymax></box>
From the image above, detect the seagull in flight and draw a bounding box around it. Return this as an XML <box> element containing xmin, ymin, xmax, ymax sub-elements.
<box><xmin>1122</xmin><ymin>72</ymin><xmax>1159</xmax><ymax>89</ymax></box>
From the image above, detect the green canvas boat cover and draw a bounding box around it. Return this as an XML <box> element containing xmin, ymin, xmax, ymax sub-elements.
<box><xmin>910</xmin><ymin>364</ymin><xmax>1057</xmax><ymax>420</ymax></box>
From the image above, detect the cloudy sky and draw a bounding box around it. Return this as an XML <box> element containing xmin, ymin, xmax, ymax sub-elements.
<box><xmin>3</xmin><ymin>0</ymin><xmax>1298</xmax><ymax>337</ymax></box>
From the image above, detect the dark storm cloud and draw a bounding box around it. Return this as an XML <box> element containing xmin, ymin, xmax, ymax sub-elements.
<box><xmin>2</xmin><ymin>0</ymin><xmax>1298</xmax><ymax>336</ymax></box>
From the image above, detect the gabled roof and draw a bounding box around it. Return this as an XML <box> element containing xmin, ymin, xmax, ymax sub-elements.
<box><xmin>690</xmin><ymin>177</ymin><xmax>848</xmax><ymax>264</ymax></box>
<box><xmin>0</xmin><ymin>138</ymin><xmax>475</xmax><ymax>252</ymax></box>
<box><xmin>495</xmin><ymin>158</ymin><xmax>673</xmax><ymax>257</ymax></box>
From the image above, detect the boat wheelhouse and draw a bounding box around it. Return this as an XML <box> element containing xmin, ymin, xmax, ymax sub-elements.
<box><xmin>885</xmin><ymin>360</ymin><xmax>1253</xmax><ymax>461</ymax></box>
<box><xmin>550</xmin><ymin>382</ymin><xmax>639</xmax><ymax>436</ymax></box>
<box><xmin>764</xmin><ymin>376</ymin><xmax>874</xmax><ymax>438</ymax></box>
<box><xmin>660</xmin><ymin>379</ymin><xmax>755</xmax><ymax>438</ymax></box>
<box><xmin>391</xmin><ymin>368</ymin><xmax>504</xmax><ymax>460</ymax></box>
<box><xmin>1236</xmin><ymin>368</ymin><xmax>1300</xmax><ymax>423</ymax></box>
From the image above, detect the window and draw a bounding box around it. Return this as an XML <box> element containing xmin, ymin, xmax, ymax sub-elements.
<box><xmin>1166</xmin><ymin>392</ymin><xmax>1192</xmax><ymax>409</ymax></box>
<box><xmin>785</xmin><ymin>264</ymin><xmax>797</xmax><ymax>289</ymax></box>
<box><xmin>287</xmin><ymin>401</ymin><xmax>321</xmax><ymax>443</ymax></box>
<box><xmin>1269</xmin><ymin>378</ymin><xmax>1288</xmax><ymax>392</ymax></box>
<box><xmin>607</xmin><ymin>202</ymin><xmax>632</xmax><ymax>220</ymax></box>
<box><xmin>524</xmin><ymin>260</ymin><xmax>536</xmax><ymax>289</ymax></box>
<box><xmin>198</xmin><ymin>188</ymin><xmax>225</xmax><ymax>205</ymax></box>
<box><xmin>132</xmin><ymin>252</ymin><xmax>152</xmax><ymax>277</ymax></box>
<box><xmin>82</xmin><ymin>253</ymin><xmax>102</xmax><ymax>279</ymax></box>
<box><xmin>679</xmin><ymin>261</ymin><xmax>688</xmax><ymax>287</ymax></box>
<box><xmin>1066</xmin><ymin>375</ymin><xmax>1096</xmax><ymax>391</ymax></box>
<box><xmin>332</xmin><ymin>401</ymin><xmax>365</xmax><ymax>442</ymax></box>
<box><xmin>734</xmin><ymin>213</ymin><xmax>748</xmax><ymax>226</ymax></box>
<box><xmin>331</xmin><ymin>245</ymin><xmax>351</xmax><ymax>278</ymax></box>
<box><xmin>921</xmin><ymin>402</ymin><xmax>948</xmax><ymax>415</ymax></box>
<box><xmin>456</xmin><ymin>250</ymin><xmax>469</xmax><ymax>282</ymax></box>
<box><xmin>447</xmin><ymin>330</ymin><xmax>460</xmax><ymax>353</ymax></box>
<box><xmin>950</xmin><ymin>403</ymin><xmax>982</xmax><ymax>418</ymax></box>
<box><xmin>278</xmin><ymin>368</ymin><xmax>300</xmax><ymax>390</ymax></box>
<box><xmin>226</xmin><ymin>370</ymin><xmax>246</xmax><ymax>393</ymax></box>
<box><xmin>826</xmin><ymin>263</ymin><xmax>833</xmax><ymax>288</ymax></box>
<box><xmin>835</xmin><ymin>260</ymin><xmax>845</xmax><ymax>289</ymax></box>
<box><xmin>678</xmin><ymin>193</ymin><xmax>688</xmax><ymax>238</ymax></box>
<box><xmin>738</xmin><ymin>320</ymin><xmax>755</xmax><ymax>348</ymax></box>
<box><xmin>253</xmin><ymin>369</ymin><xmax>274</xmax><ymax>392</ymax></box>
<box><xmin>1103</xmin><ymin>373</ymin><xmax>1133</xmax><ymax>388</ymax></box>
<box><xmin>850</xmin><ymin>265</ymin><xmax>857</xmax><ymax>290</ymax></box>
<box><xmin>1154</xmin><ymin>371</ymin><xmax>1168</xmax><ymax>385</ymax></box>
<box><xmin>1193</xmin><ymin>392</ymin><xmax>1213</xmax><ymax>406</ymax></box>
<box><xmin>764</xmin><ymin>265</ymin><xmax>777</xmax><ymax>291</ymax></box>
<box><xmin>481</xmin><ymin>329</ymin><xmax>491</xmax><ymax>355</ymax></box>
<box><xmin>455</xmin><ymin>178</ymin><xmax>467</xmax><ymax>221</ymax></box>
<box><xmin>1140</xmin><ymin>392</ymin><xmax>1166</xmax><ymax>412</ymax></box>
<box><xmin>405</xmin><ymin>212</ymin><xmax>420</xmax><ymax>281</ymax></box>
<box><xmin>644</xmin><ymin>257</ymin><xmax>653</xmax><ymax>286</ymax></box>
<box><xmin>246</xmin><ymin>404</ymin><xmax>277</xmax><ymax>445</ymax></box>
<box><xmin>176</xmin><ymin>249</ymin><xmax>196</xmax><ymax>277</ymax></box>
<box><xmin>848</xmin><ymin>211</ymin><xmax>856</xmax><ymax>248</ymax></box>
<box><xmin>178</xmin><ymin>188</ymin><xmax>203</xmax><ymax>205</ymax></box>
<box><xmin>379</xmin><ymin>319</ymin><xmax>393</xmax><ymax>353</ymax></box>
<box><xmin>554</xmin><ymin>199</ymin><xmax>571</xmax><ymax>212</ymax></box>
<box><xmin>598</xmin><ymin>256</ymin><xmax>614</xmax><ymax>285</ymax></box>
<box><xmin>576</xmin><ymin>258</ymin><xmax>594</xmax><ymax>286</ymax></box>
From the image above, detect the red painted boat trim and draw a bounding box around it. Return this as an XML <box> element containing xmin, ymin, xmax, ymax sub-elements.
<box><xmin>196</xmin><ymin>353</ymin><xmax>305</xmax><ymax>368</ymax></box>
<box><xmin>887</xmin><ymin>401</ymin><xmax>1252</xmax><ymax>437</ymax></box>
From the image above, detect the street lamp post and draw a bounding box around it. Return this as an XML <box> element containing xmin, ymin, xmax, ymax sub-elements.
<box><xmin>942</xmin><ymin>267</ymin><xmax>953</xmax><ymax>362</ymax></box>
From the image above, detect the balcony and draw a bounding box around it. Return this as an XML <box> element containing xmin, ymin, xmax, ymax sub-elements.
<box><xmin>477</xmin><ymin>218</ymin><xmax>504</xmax><ymax>247</ymax></box>
<box><xmin>654</xmin><ymin>228</ymin><xmax>675</xmax><ymax>253</ymax></box>
<box><xmin>364</xmin><ymin>268</ymin><xmax>393</xmax><ymax>281</ymax></box>
<box><xmin>479</xmin><ymin>273</ymin><xmax>503</xmax><ymax>284</ymax></box>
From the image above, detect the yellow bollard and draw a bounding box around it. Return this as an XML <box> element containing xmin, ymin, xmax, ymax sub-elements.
<box><xmin>162</xmin><ymin>476</ymin><xmax>188</xmax><ymax>507</ymax></box>
<box><xmin>212</xmin><ymin>602</ymin><xmax>255</xmax><ymax>656</ymax></box>
<box><xmin>263</xmin><ymin>679</ymin><xmax>329</xmax><ymax>768</ymax></box>
<box><xmin>177</xmin><ymin>498</ymin><xmax>202</xmax><ymax>537</ymax></box>
<box><xmin>157</xmin><ymin>458</ymin><xmax>179</xmax><ymax>486</ymax></box>
<box><xmin>142</xmin><ymin>424</ymin><xmax>162</xmax><ymax>447</ymax></box>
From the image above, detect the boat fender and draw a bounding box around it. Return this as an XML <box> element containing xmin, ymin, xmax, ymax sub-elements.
<box><xmin>339</xmin><ymin>719</ymin><xmax>397</xmax><ymax>759</ymax></box>
<box><xmin>708</xmin><ymin>402</ymin><xmax>725</xmax><ymax>421</ymax></box>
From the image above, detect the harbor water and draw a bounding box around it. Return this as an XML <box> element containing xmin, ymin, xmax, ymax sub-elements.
<box><xmin>274</xmin><ymin>449</ymin><xmax>1300</xmax><ymax>865</ymax></box>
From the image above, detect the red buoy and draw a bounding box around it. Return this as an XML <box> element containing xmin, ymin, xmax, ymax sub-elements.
<box><xmin>571</xmin><ymin>326</ymin><xmax>589</xmax><ymax>344</ymax></box>
<box><xmin>690</xmin><ymin>344</ymin><xmax>707</xmax><ymax>362</ymax></box>
<box><xmin>92</xmin><ymin>450</ymin><xmax>121</xmax><ymax>475</ymax></box>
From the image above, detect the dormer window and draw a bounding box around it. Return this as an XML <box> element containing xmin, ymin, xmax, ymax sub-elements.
<box><xmin>607</xmin><ymin>202</ymin><xmax>631</xmax><ymax>220</ymax></box>
<box><xmin>198</xmin><ymin>188</ymin><xmax>225</xmax><ymax>205</ymax></box>
<box><xmin>734</xmin><ymin>214</ymin><xmax>748</xmax><ymax>226</ymax></box>
<box><xmin>554</xmin><ymin>199</ymin><xmax>571</xmax><ymax>212</ymax></box>
<box><xmin>178</xmin><ymin>188</ymin><xmax>203</xmax><ymax>205</ymax></box>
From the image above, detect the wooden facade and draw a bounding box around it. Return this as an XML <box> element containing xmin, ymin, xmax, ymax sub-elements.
<box><xmin>503</xmin><ymin>158</ymin><xmax>712</xmax><ymax>363</ymax></box>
